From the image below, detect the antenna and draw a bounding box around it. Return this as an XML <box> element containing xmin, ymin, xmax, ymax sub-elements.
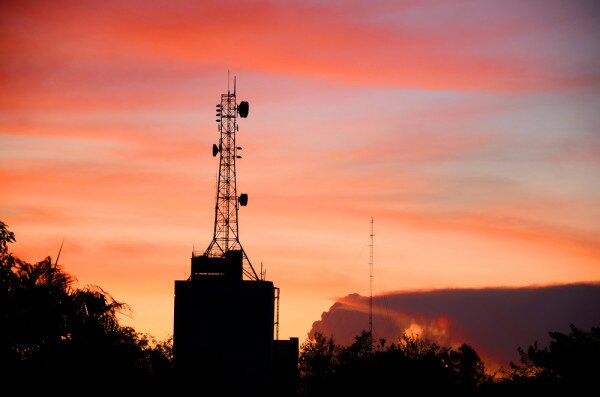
<box><xmin>369</xmin><ymin>218</ymin><xmax>374</xmax><ymax>335</ymax></box>
<box><xmin>274</xmin><ymin>287</ymin><xmax>280</xmax><ymax>340</ymax></box>
<box><xmin>205</xmin><ymin>75</ymin><xmax>258</xmax><ymax>280</ymax></box>
<box><xmin>260</xmin><ymin>261</ymin><xmax>268</xmax><ymax>280</ymax></box>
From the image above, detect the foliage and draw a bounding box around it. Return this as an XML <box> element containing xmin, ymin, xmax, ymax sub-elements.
<box><xmin>298</xmin><ymin>324</ymin><xmax>600</xmax><ymax>396</ymax></box>
<box><xmin>0</xmin><ymin>220</ymin><xmax>15</xmax><ymax>255</ymax></box>
<box><xmin>299</xmin><ymin>330</ymin><xmax>490</xmax><ymax>396</ymax></box>
<box><xmin>507</xmin><ymin>324</ymin><xmax>600</xmax><ymax>387</ymax></box>
<box><xmin>0</xmin><ymin>222</ymin><xmax>173</xmax><ymax>386</ymax></box>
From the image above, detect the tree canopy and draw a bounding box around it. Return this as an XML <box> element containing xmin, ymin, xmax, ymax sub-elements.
<box><xmin>506</xmin><ymin>324</ymin><xmax>600</xmax><ymax>389</ymax></box>
<box><xmin>0</xmin><ymin>221</ymin><xmax>172</xmax><ymax>389</ymax></box>
<box><xmin>299</xmin><ymin>330</ymin><xmax>490</xmax><ymax>396</ymax></box>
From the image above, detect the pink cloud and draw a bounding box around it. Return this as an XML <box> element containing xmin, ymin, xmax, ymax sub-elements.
<box><xmin>2</xmin><ymin>0</ymin><xmax>598</xmax><ymax>96</ymax></box>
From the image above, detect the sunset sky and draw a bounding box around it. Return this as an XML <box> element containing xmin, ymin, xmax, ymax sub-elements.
<box><xmin>1</xmin><ymin>0</ymin><xmax>599</xmax><ymax>344</ymax></box>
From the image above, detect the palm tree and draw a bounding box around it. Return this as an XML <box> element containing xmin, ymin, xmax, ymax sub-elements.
<box><xmin>0</xmin><ymin>221</ymin><xmax>172</xmax><ymax>382</ymax></box>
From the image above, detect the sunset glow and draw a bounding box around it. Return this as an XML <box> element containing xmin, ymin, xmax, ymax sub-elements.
<box><xmin>1</xmin><ymin>0</ymin><xmax>599</xmax><ymax>344</ymax></box>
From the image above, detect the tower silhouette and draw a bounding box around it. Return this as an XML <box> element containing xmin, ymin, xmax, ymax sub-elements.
<box><xmin>173</xmin><ymin>77</ymin><xmax>297</xmax><ymax>396</ymax></box>
<box><xmin>203</xmin><ymin>78</ymin><xmax>258</xmax><ymax>280</ymax></box>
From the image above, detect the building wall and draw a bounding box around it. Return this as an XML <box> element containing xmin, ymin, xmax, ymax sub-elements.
<box><xmin>273</xmin><ymin>338</ymin><xmax>299</xmax><ymax>397</ymax></box>
<box><xmin>174</xmin><ymin>276</ymin><xmax>274</xmax><ymax>394</ymax></box>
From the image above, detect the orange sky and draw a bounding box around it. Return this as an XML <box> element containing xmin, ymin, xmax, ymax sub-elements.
<box><xmin>1</xmin><ymin>0</ymin><xmax>599</xmax><ymax>341</ymax></box>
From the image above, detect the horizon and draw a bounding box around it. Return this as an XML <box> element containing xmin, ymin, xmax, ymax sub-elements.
<box><xmin>1</xmin><ymin>0</ymin><xmax>599</xmax><ymax>362</ymax></box>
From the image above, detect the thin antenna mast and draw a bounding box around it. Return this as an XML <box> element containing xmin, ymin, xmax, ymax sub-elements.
<box><xmin>274</xmin><ymin>287</ymin><xmax>280</xmax><ymax>340</ymax></box>
<box><xmin>369</xmin><ymin>218</ymin><xmax>374</xmax><ymax>335</ymax></box>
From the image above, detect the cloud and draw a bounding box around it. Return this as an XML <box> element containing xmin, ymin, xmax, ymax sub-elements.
<box><xmin>376</xmin><ymin>208</ymin><xmax>600</xmax><ymax>259</ymax></box>
<box><xmin>2</xmin><ymin>0</ymin><xmax>598</xmax><ymax>95</ymax></box>
<box><xmin>310</xmin><ymin>283</ymin><xmax>600</xmax><ymax>368</ymax></box>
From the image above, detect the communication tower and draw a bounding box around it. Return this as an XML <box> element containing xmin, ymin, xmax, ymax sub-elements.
<box><xmin>173</xmin><ymin>77</ymin><xmax>298</xmax><ymax>396</ymax></box>
<box><xmin>202</xmin><ymin>76</ymin><xmax>258</xmax><ymax>280</ymax></box>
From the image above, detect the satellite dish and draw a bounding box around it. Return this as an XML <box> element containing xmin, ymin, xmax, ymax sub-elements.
<box><xmin>238</xmin><ymin>193</ymin><xmax>248</xmax><ymax>206</ymax></box>
<box><xmin>212</xmin><ymin>144</ymin><xmax>219</xmax><ymax>157</ymax></box>
<box><xmin>238</xmin><ymin>101</ymin><xmax>249</xmax><ymax>118</ymax></box>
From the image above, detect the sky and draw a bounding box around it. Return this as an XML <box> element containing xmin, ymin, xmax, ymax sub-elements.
<box><xmin>1</xmin><ymin>0</ymin><xmax>599</xmax><ymax>348</ymax></box>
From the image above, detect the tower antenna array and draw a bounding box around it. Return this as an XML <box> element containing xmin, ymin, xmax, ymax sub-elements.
<box><xmin>203</xmin><ymin>75</ymin><xmax>258</xmax><ymax>280</ymax></box>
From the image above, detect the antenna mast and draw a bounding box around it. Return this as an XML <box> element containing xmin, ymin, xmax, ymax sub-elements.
<box><xmin>203</xmin><ymin>75</ymin><xmax>258</xmax><ymax>280</ymax></box>
<box><xmin>369</xmin><ymin>218</ymin><xmax>374</xmax><ymax>335</ymax></box>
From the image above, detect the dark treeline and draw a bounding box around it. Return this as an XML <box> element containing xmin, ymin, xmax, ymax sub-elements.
<box><xmin>300</xmin><ymin>331</ymin><xmax>488</xmax><ymax>396</ymax></box>
<box><xmin>299</xmin><ymin>326</ymin><xmax>600</xmax><ymax>396</ymax></box>
<box><xmin>1</xmin><ymin>221</ymin><xmax>598</xmax><ymax>394</ymax></box>
<box><xmin>0</xmin><ymin>222</ymin><xmax>173</xmax><ymax>391</ymax></box>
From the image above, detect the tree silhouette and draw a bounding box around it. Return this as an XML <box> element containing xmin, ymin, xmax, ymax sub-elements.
<box><xmin>450</xmin><ymin>343</ymin><xmax>488</xmax><ymax>389</ymax></box>
<box><xmin>508</xmin><ymin>324</ymin><xmax>600</xmax><ymax>388</ymax></box>
<box><xmin>299</xmin><ymin>330</ymin><xmax>490</xmax><ymax>396</ymax></box>
<box><xmin>299</xmin><ymin>332</ymin><xmax>340</xmax><ymax>396</ymax></box>
<box><xmin>0</xmin><ymin>221</ymin><xmax>173</xmax><ymax>389</ymax></box>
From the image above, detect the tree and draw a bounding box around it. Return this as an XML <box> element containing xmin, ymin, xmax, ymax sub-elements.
<box><xmin>0</xmin><ymin>221</ymin><xmax>173</xmax><ymax>388</ymax></box>
<box><xmin>299</xmin><ymin>330</ymin><xmax>490</xmax><ymax>396</ymax></box>
<box><xmin>299</xmin><ymin>333</ymin><xmax>338</xmax><ymax>396</ymax></box>
<box><xmin>0</xmin><ymin>220</ymin><xmax>15</xmax><ymax>255</ymax></box>
<box><xmin>450</xmin><ymin>343</ymin><xmax>488</xmax><ymax>390</ymax></box>
<box><xmin>509</xmin><ymin>324</ymin><xmax>600</xmax><ymax>388</ymax></box>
